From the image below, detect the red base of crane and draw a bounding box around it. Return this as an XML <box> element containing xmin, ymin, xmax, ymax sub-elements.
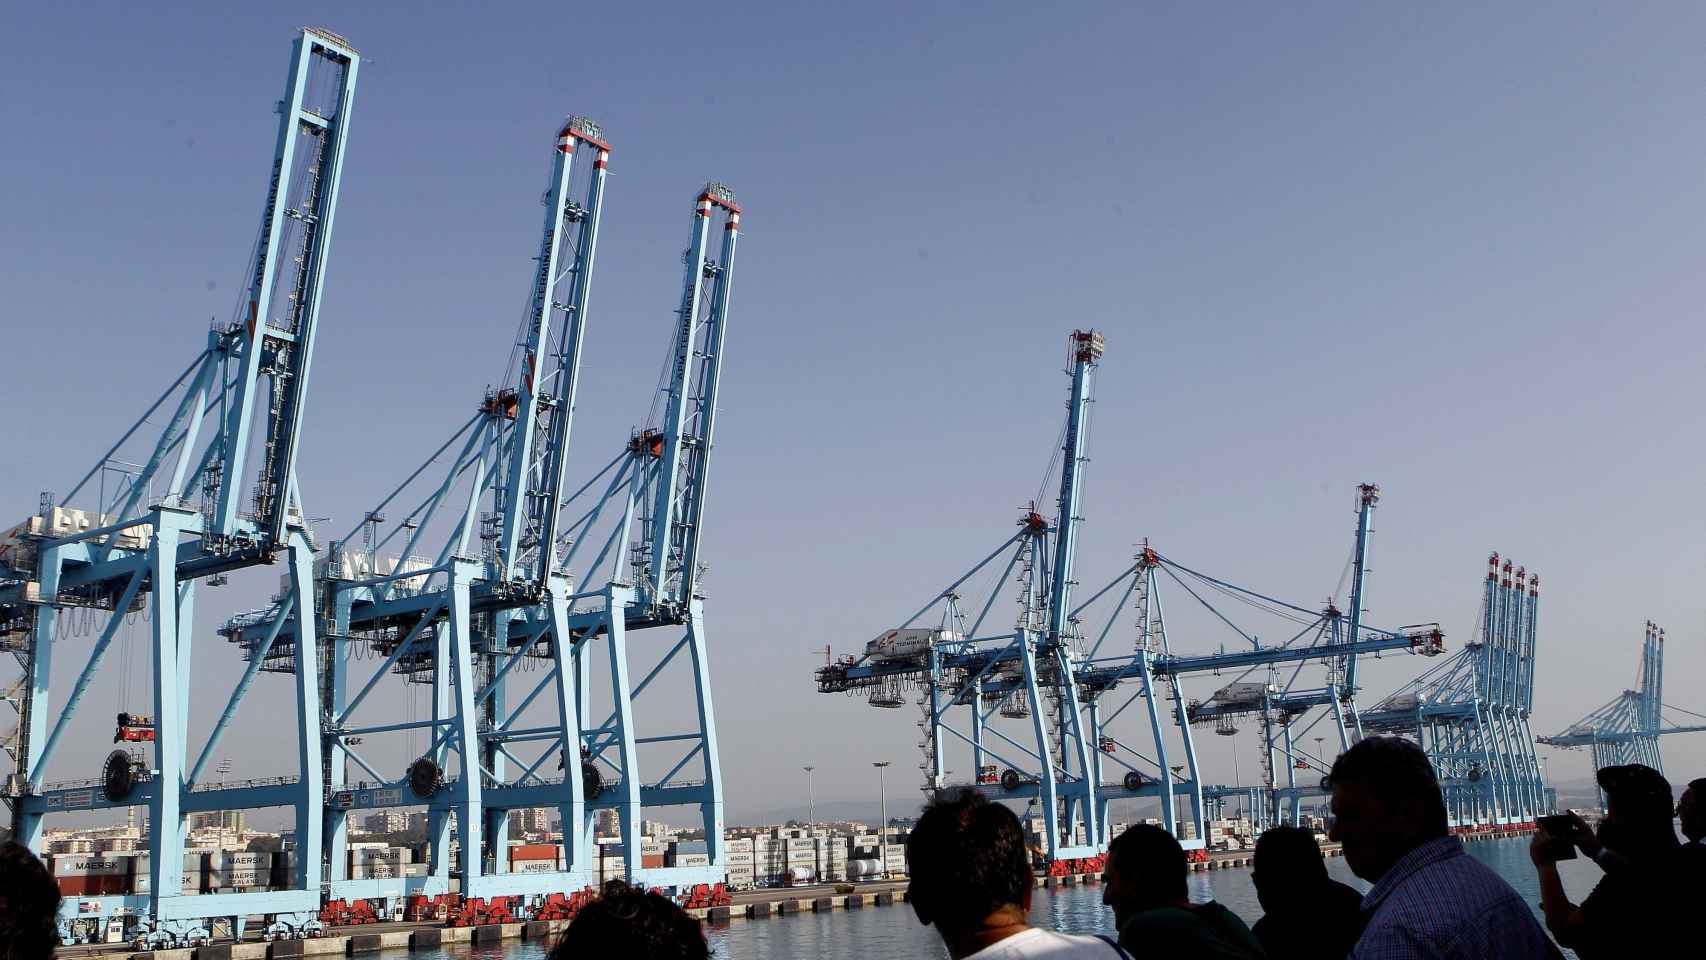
<box><xmin>1046</xmin><ymin>854</ymin><xmax>1107</xmax><ymax>877</ymax></box>
<box><xmin>318</xmin><ymin>900</ymin><xmax>379</xmax><ymax>926</ymax></box>
<box><xmin>678</xmin><ymin>883</ymin><xmax>733</xmax><ymax>909</ymax></box>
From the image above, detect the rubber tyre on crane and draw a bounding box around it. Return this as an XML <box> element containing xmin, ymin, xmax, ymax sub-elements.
<box><xmin>1123</xmin><ymin>771</ymin><xmax>1146</xmax><ymax>792</ymax></box>
<box><xmin>582</xmin><ymin>761</ymin><xmax>604</xmax><ymax>801</ymax></box>
<box><xmin>103</xmin><ymin>750</ymin><xmax>138</xmax><ymax>802</ymax></box>
<box><xmin>1000</xmin><ymin>769</ymin><xmax>1023</xmax><ymax>792</ymax></box>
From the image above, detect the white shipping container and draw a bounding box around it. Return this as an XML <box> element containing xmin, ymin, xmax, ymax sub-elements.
<box><xmin>349</xmin><ymin>863</ymin><xmax>400</xmax><ymax>879</ymax></box>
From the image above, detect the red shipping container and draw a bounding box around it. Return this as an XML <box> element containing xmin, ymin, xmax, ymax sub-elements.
<box><xmin>641</xmin><ymin>855</ymin><xmax>665</xmax><ymax>868</ymax></box>
<box><xmin>509</xmin><ymin>844</ymin><xmax>559</xmax><ymax>862</ymax></box>
<box><xmin>56</xmin><ymin>874</ymin><xmax>130</xmax><ymax>896</ymax></box>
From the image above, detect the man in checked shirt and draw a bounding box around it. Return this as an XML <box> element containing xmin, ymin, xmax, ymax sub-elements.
<box><xmin>1326</xmin><ymin>737</ymin><xmax>1560</xmax><ymax>959</ymax></box>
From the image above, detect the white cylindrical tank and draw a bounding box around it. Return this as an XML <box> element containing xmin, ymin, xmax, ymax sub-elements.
<box><xmin>849</xmin><ymin>858</ymin><xmax>882</xmax><ymax>879</ymax></box>
<box><xmin>786</xmin><ymin>866</ymin><xmax>816</xmax><ymax>885</ymax></box>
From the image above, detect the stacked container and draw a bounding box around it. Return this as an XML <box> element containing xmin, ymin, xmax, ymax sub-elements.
<box><xmin>666</xmin><ymin>840</ymin><xmax>709</xmax><ymax>868</ymax></box>
<box><xmin>597</xmin><ymin>839</ymin><xmax>626</xmax><ymax>884</ymax></box>
<box><xmin>508</xmin><ymin>843</ymin><xmax>562</xmax><ymax>874</ymax></box>
<box><xmin>48</xmin><ymin>854</ymin><xmax>132</xmax><ymax>896</ymax></box>
<box><xmin>725</xmin><ymin>836</ymin><xmax>755</xmax><ymax>889</ymax></box>
<box><xmin>348</xmin><ymin>846</ymin><xmax>407</xmax><ymax>879</ymax></box>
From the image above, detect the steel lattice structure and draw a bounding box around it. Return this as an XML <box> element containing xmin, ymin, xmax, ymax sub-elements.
<box><xmin>0</xmin><ymin>29</ymin><xmax>360</xmax><ymax>944</ymax></box>
<box><xmin>816</xmin><ymin>335</ymin><xmax>1447</xmax><ymax>862</ymax></box>
<box><xmin>1540</xmin><ymin>621</ymin><xmax>1706</xmax><ymax>805</ymax></box>
<box><xmin>2</xmin><ymin>30</ymin><xmax>743</xmax><ymax>944</ymax></box>
<box><xmin>1360</xmin><ymin>555</ymin><xmax>1551</xmax><ymax>828</ymax></box>
<box><xmin>221</xmin><ymin>136</ymin><xmax>741</xmax><ymax>911</ymax></box>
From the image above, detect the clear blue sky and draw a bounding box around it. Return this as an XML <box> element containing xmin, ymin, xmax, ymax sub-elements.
<box><xmin>4</xmin><ymin>1</ymin><xmax>1705</xmax><ymax>824</ymax></box>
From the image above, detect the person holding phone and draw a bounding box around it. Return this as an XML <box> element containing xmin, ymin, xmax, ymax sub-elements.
<box><xmin>1531</xmin><ymin>764</ymin><xmax>1683</xmax><ymax>956</ymax></box>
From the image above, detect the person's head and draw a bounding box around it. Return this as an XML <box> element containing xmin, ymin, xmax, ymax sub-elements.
<box><xmin>0</xmin><ymin>842</ymin><xmax>61</xmax><ymax>960</ymax></box>
<box><xmin>549</xmin><ymin>880</ymin><xmax>708</xmax><ymax>960</ymax></box>
<box><xmin>1251</xmin><ymin>825</ymin><xmax>1328</xmax><ymax>912</ymax></box>
<box><xmin>1595</xmin><ymin>764</ymin><xmax>1678</xmax><ymax>860</ymax></box>
<box><xmin>905</xmin><ymin>788</ymin><xmax>1033</xmax><ymax>947</ymax></box>
<box><xmin>1102</xmin><ymin>823</ymin><xmax>1187</xmax><ymax>927</ymax></box>
<box><xmin>1325</xmin><ymin>736</ymin><xmax>1448</xmax><ymax>883</ymax></box>
<box><xmin>1680</xmin><ymin>777</ymin><xmax>1706</xmax><ymax>843</ymax></box>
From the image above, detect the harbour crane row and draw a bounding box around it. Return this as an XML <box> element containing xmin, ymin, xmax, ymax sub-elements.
<box><xmin>1</xmin><ymin>28</ymin><xmax>740</xmax><ymax>946</ymax></box>
<box><xmin>814</xmin><ymin>327</ymin><xmax>1700</xmax><ymax>870</ymax></box>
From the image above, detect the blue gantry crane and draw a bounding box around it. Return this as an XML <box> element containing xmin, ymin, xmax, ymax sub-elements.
<box><xmin>1052</xmin><ymin>483</ymin><xmax>1444</xmax><ymax>844</ymax></box>
<box><xmin>222</xmin><ymin>113</ymin><xmax>614</xmax><ymax>910</ymax></box>
<box><xmin>1540</xmin><ymin>620</ymin><xmax>1706</xmax><ymax>804</ymax></box>
<box><xmin>819</xmin><ymin>330</ymin><xmax>1107</xmax><ymax>864</ymax></box>
<box><xmin>816</xmin><ymin>336</ymin><xmax>1447</xmax><ymax>864</ymax></box>
<box><xmin>0</xmin><ymin>28</ymin><xmax>360</xmax><ymax>945</ymax></box>
<box><xmin>220</xmin><ymin>112</ymin><xmax>742</xmax><ymax>915</ymax></box>
<box><xmin>1360</xmin><ymin>555</ymin><xmax>1551</xmax><ymax>827</ymax></box>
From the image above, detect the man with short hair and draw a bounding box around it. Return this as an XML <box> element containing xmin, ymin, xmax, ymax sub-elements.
<box><xmin>907</xmin><ymin>788</ymin><xmax>1126</xmax><ymax>958</ymax></box>
<box><xmin>1327</xmin><ymin>736</ymin><xmax>1557</xmax><ymax>959</ymax></box>
<box><xmin>0</xmin><ymin>841</ymin><xmax>62</xmax><ymax>960</ymax></box>
<box><xmin>1250</xmin><ymin>825</ymin><xmax>1363</xmax><ymax>960</ymax></box>
<box><xmin>549</xmin><ymin>880</ymin><xmax>709</xmax><ymax>960</ymax></box>
<box><xmin>1680</xmin><ymin>776</ymin><xmax>1705</xmax><ymax>846</ymax></box>
<box><xmin>1101</xmin><ymin>823</ymin><xmax>1264</xmax><ymax>958</ymax></box>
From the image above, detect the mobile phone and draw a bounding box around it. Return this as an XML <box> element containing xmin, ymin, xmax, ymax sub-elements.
<box><xmin>1536</xmin><ymin>814</ymin><xmax>1578</xmax><ymax>860</ymax></box>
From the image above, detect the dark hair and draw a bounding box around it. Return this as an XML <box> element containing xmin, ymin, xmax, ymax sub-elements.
<box><xmin>0</xmin><ymin>842</ymin><xmax>61</xmax><ymax>959</ymax></box>
<box><xmin>1252</xmin><ymin>825</ymin><xmax>1327</xmax><ymax>885</ymax></box>
<box><xmin>1106</xmin><ymin>823</ymin><xmax>1186</xmax><ymax>905</ymax></box>
<box><xmin>1689</xmin><ymin>777</ymin><xmax>1706</xmax><ymax>797</ymax></box>
<box><xmin>550</xmin><ymin>880</ymin><xmax>707</xmax><ymax>960</ymax></box>
<box><xmin>1324</xmin><ymin>736</ymin><xmax>1449</xmax><ymax>839</ymax></box>
<box><xmin>905</xmin><ymin>787</ymin><xmax>1030</xmax><ymax>933</ymax></box>
<box><xmin>1597</xmin><ymin>764</ymin><xmax>1680</xmax><ymax>858</ymax></box>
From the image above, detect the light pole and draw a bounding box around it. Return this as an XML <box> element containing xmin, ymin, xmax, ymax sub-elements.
<box><xmin>215</xmin><ymin>758</ymin><xmax>233</xmax><ymax>852</ymax></box>
<box><xmin>803</xmin><ymin>765</ymin><xmax>816</xmax><ymax>824</ymax></box>
<box><xmin>873</xmin><ymin>761</ymin><xmax>891</xmax><ymax>878</ymax></box>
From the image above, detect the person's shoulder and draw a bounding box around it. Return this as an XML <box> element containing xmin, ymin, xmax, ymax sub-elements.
<box><xmin>970</xmin><ymin>928</ymin><xmax>1124</xmax><ymax>958</ymax></box>
<box><xmin>1195</xmin><ymin>900</ymin><xmax>1254</xmax><ymax>929</ymax></box>
<box><xmin>1323</xmin><ymin>878</ymin><xmax>1367</xmax><ymax>911</ymax></box>
<box><xmin>1120</xmin><ymin>905</ymin><xmax>1201</xmax><ymax>934</ymax></box>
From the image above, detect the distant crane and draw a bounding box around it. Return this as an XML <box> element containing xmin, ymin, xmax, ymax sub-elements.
<box><xmin>1540</xmin><ymin>620</ymin><xmax>1706</xmax><ymax>807</ymax></box>
<box><xmin>1361</xmin><ymin>555</ymin><xmax>1552</xmax><ymax>828</ymax></box>
<box><xmin>819</xmin><ymin>330</ymin><xmax>1107</xmax><ymax>866</ymax></box>
<box><xmin>814</xmin><ymin>335</ymin><xmax>1448</xmax><ymax>864</ymax></box>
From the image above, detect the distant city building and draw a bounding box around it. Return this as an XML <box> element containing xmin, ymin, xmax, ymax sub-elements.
<box><xmin>189</xmin><ymin>811</ymin><xmax>244</xmax><ymax>833</ymax></box>
<box><xmin>508</xmin><ymin>807</ymin><xmax>551</xmax><ymax>835</ymax></box>
<box><xmin>362</xmin><ymin>810</ymin><xmax>410</xmax><ymax>835</ymax></box>
<box><xmin>595</xmin><ymin>809</ymin><xmax>620</xmax><ymax>838</ymax></box>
